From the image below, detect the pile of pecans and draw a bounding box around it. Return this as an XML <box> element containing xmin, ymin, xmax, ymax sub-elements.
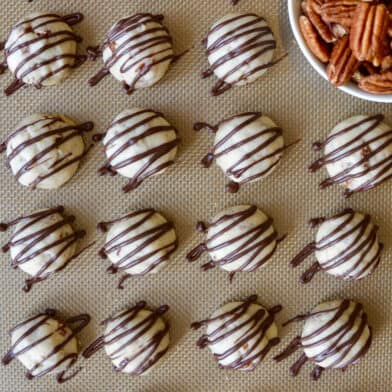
<box><xmin>299</xmin><ymin>0</ymin><xmax>392</xmax><ymax>94</ymax></box>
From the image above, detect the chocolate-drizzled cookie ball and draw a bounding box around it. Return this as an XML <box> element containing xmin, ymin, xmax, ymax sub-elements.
<box><xmin>290</xmin><ymin>208</ymin><xmax>383</xmax><ymax>283</ymax></box>
<box><xmin>0</xmin><ymin>12</ymin><xmax>86</xmax><ymax>95</ymax></box>
<box><xmin>98</xmin><ymin>209</ymin><xmax>177</xmax><ymax>288</ymax></box>
<box><xmin>83</xmin><ymin>301</ymin><xmax>170</xmax><ymax>375</ymax></box>
<box><xmin>2</xmin><ymin>309</ymin><xmax>90</xmax><ymax>384</ymax></box>
<box><xmin>0</xmin><ymin>206</ymin><xmax>87</xmax><ymax>292</ymax></box>
<box><xmin>310</xmin><ymin>114</ymin><xmax>392</xmax><ymax>197</ymax></box>
<box><xmin>88</xmin><ymin>13</ymin><xmax>177</xmax><ymax>94</ymax></box>
<box><xmin>202</xmin><ymin>13</ymin><xmax>280</xmax><ymax>96</ymax></box>
<box><xmin>274</xmin><ymin>299</ymin><xmax>372</xmax><ymax>380</ymax></box>
<box><xmin>191</xmin><ymin>295</ymin><xmax>282</xmax><ymax>371</ymax></box>
<box><xmin>195</xmin><ymin>112</ymin><xmax>286</xmax><ymax>193</ymax></box>
<box><xmin>187</xmin><ymin>205</ymin><xmax>282</xmax><ymax>280</ymax></box>
<box><xmin>0</xmin><ymin>114</ymin><xmax>94</xmax><ymax>189</ymax></box>
<box><xmin>95</xmin><ymin>108</ymin><xmax>179</xmax><ymax>192</ymax></box>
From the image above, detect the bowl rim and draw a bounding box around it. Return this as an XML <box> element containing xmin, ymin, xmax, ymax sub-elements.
<box><xmin>287</xmin><ymin>0</ymin><xmax>392</xmax><ymax>103</ymax></box>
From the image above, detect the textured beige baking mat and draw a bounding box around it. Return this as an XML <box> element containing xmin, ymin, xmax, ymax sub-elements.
<box><xmin>0</xmin><ymin>0</ymin><xmax>391</xmax><ymax>391</ymax></box>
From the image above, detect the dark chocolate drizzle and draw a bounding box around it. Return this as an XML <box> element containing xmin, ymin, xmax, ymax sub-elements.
<box><xmin>203</xmin><ymin>13</ymin><xmax>280</xmax><ymax>96</ymax></box>
<box><xmin>195</xmin><ymin>112</ymin><xmax>286</xmax><ymax>193</ymax></box>
<box><xmin>1</xmin><ymin>13</ymin><xmax>85</xmax><ymax>95</ymax></box>
<box><xmin>97</xmin><ymin>108</ymin><xmax>179</xmax><ymax>192</ymax></box>
<box><xmin>290</xmin><ymin>208</ymin><xmax>383</xmax><ymax>283</ymax></box>
<box><xmin>2</xmin><ymin>309</ymin><xmax>90</xmax><ymax>383</ymax></box>
<box><xmin>88</xmin><ymin>13</ymin><xmax>176</xmax><ymax>95</ymax></box>
<box><xmin>0</xmin><ymin>115</ymin><xmax>94</xmax><ymax>189</ymax></box>
<box><xmin>273</xmin><ymin>299</ymin><xmax>372</xmax><ymax>380</ymax></box>
<box><xmin>187</xmin><ymin>205</ymin><xmax>280</xmax><ymax>278</ymax></box>
<box><xmin>191</xmin><ymin>295</ymin><xmax>281</xmax><ymax>370</ymax></box>
<box><xmin>82</xmin><ymin>301</ymin><xmax>169</xmax><ymax>375</ymax></box>
<box><xmin>0</xmin><ymin>206</ymin><xmax>87</xmax><ymax>291</ymax></box>
<box><xmin>98</xmin><ymin>209</ymin><xmax>177</xmax><ymax>288</ymax></box>
<box><xmin>310</xmin><ymin>114</ymin><xmax>392</xmax><ymax>197</ymax></box>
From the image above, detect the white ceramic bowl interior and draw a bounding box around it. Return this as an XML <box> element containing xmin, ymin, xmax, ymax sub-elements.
<box><xmin>288</xmin><ymin>0</ymin><xmax>392</xmax><ymax>103</ymax></box>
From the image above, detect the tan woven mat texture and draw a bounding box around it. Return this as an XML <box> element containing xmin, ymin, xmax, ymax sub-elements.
<box><xmin>0</xmin><ymin>0</ymin><xmax>391</xmax><ymax>391</ymax></box>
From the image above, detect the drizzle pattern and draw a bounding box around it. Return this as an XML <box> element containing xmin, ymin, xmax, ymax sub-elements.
<box><xmin>0</xmin><ymin>206</ymin><xmax>86</xmax><ymax>292</ymax></box>
<box><xmin>310</xmin><ymin>114</ymin><xmax>392</xmax><ymax>197</ymax></box>
<box><xmin>203</xmin><ymin>13</ymin><xmax>277</xmax><ymax>96</ymax></box>
<box><xmin>290</xmin><ymin>208</ymin><xmax>383</xmax><ymax>283</ymax></box>
<box><xmin>191</xmin><ymin>295</ymin><xmax>282</xmax><ymax>371</ymax></box>
<box><xmin>187</xmin><ymin>205</ymin><xmax>281</xmax><ymax>280</ymax></box>
<box><xmin>95</xmin><ymin>108</ymin><xmax>179</xmax><ymax>192</ymax></box>
<box><xmin>2</xmin><ymin>309</ymin><xmax>90</xmax><ymax>383</ymax></box>
<box><xmin>0</xmin><ymin>113</ymin><xmax>94</xmax><ymax>189</ymax></box>
<box><xmin>83</xmin><ymin>301</ymin><xmax>170</xmax><ymax>375</ymax></box>
<box><xmin>98</xmin><ymin>209</ymin><xmax>177</xmax><ymax>288</ymax></box>
<box><xmin>274</xmin><ymin>299</ymin><xmax>372</xmax><ymax>380</ymax></box>
<box><xmin>0</xmin><ymin>12</ymin><xmax>85</xmax><ymax>95</ymax></box>
<box><xmin>194</xmin><ymin>112</ymin><xmax>285</xmax><ymax>193</ymax></box>
<box><xmin>89</xmin><ymin>13</ymin><xmax>175</xmax><ymax>94</ymax></box>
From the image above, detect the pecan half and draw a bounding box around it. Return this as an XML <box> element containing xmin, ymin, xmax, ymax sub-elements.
<box><xmin>320</xmin><ymin>0</ymin><xmax>362</xmax><ymax>29</ymax></box>
<box><xmin>350</xmin><ymin>3</ymin><xmax>389</xmax><ymax>66</ymax></box>
<box><xmin>301</xmin><ymin>1</ymin><xmax>308</xmax><ymax>15</ymax></box>
<box><xmin>307</xmin><ymin>0</ymin><xmax>336</xmax><ymax>42</ymax></box>
<box><xmin>312</xmin><ymin>0</ymin><xmax>327</xmax><ymax>14</ymax></box>
<box><xmin>327</xmin><ymin>35</ymin><xmax>360</xmax><ymax>85</ymax></box>
<box><xmin>358</xmin><ymin>71</ymin><xmax>392</xmax><ymax>93</ymax></box>
<box><xmin>300</xmin><ymin>15</ymin><xmax>331</xmax><ymax>62</ymax></box>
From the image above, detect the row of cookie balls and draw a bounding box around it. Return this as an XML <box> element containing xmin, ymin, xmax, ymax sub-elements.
<box><xmin>0</xmin><ymin>11</ymin><xmax>281</xmax><ymax>96</ymax></box>
<box><xmin>2</xmin><ymin>110</ymin><xmax>391</xmax><ymax>196</ymax></box>
<box><xmin>0</xmin><ymin>204</ymin><xmax>383</xmax><ymax>292</ymax></box>
<box><xmin>2</xmin><ymin>295</ymin><xmax>372</xmax><ymax>384</ymax></box>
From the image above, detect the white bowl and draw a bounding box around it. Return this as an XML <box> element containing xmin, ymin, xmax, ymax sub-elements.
<box><xmin>288</xmin><ymin>0</ymin><xmax>392</xmax><ymax>103</ymax></box>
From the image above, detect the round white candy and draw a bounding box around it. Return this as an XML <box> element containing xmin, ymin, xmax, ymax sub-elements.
<box><xmin>194</xmin><ymin>297</ymin><xmax>279</xmax><ymax>371</ymax></box>
<box><xmin>6</xmin><ymin>207</ymin><xmax>80</xmax><ymax>288</ymax></box>
<box><xmin>212</xmin><ymin>113</ymin><xmax>284</xmax><ymax>189</ymax></box>
<box><xmin>315</xmin><ymin>210</ymin><xmax>382</xmax><ymax>280</ymax></box>
<box><xmin>313</xmin><ymin>114</ymin><xmax>392</xmax><ymax>196</ymax></box>
<box><xmin>5</xmin><ymin>114</ymin><xmax>88</xmax><ymax>189</ymax></box>
<box><xmin>101</xmin><ymin>108</ymin><xmax>178</xmax><ymax>191</ymax></box>
<box><xmin>205</xmin><ymin>13</ymin><xmax>276</xmax><ymax>94</ymax></box>
<box><xmin>103</xmin><ymin>303</ymin><xmax>170</xmax><ymax>375</ymax></box>
<box><xmin>8</xmin><ymin>312</ymin><xmax>78</xmax><ymax>378</ymax></box>
<box><xmin>205</xmin><ymin>205</ymin><xmax>278</xmax><ymax>273</ymax></box>
<box><xmin>302</xmin><ymin>300</ymin><xmax>372</xmax><ymax>369</ymax></box>
<box><xmin>5</xmin><ymin>12</ymin><xmax>80</xmax><ymax>88</ymax></box>
<box><xmin>101</xmin><ymin>209</ymin><xmax>177</xmax><ymax>276</ymax></box>
<box><xmin>102</xmin><ymin>13</ymin><xmax>174</xmax><ymax>91</ymax></box>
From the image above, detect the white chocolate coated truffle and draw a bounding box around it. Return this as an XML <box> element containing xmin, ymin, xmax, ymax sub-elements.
<box><xmin>90</xmin><ymin>13</ymin><xmax>175</xmax><ymax>93</ymax></box>
<box><xmin>273</xmin><ymin>299</ymin><xmax>372</xmax><ymax>380</ymax></box>
<box><xmin>192</xmin><ymin>295</ymin><xmax>281</xmax><ymax>370</ymax></box>
<box><xmin>187</xmin><ymin>205</ymin><xmax>279</xmax><ymax>276</ymax></box>
<box><xmin>3</xmin><ymin>12</ymin><xmax>84</xmax><ymax>94</ymax></box>
<box><xmin>1</xmin><ymin>206</ymin><xmax>85</xmax><ymax>291</ymax></box>
<box><xmin>83</xmin><ymin>302</ymin><xmax>170</xmax><ymax>375</ymax></box>
<box><xmin>99</xmin><ymin>108</ymin><xmax>179</xmax><ymax>192</ymax></box>
<box><xmin>2</xmin><ymin>310</ymin><xmax>90</xmax><ymax>382</ymax></box>
<box><xmin>290</xmin><ymin>208</ymin><xmax>382</xmax><ymax>283</ymax></box>
<box><xmin>99</xmin><ymin>209</ymin><xmax>177</xmax><ymax>285</ymax></box>
<box><xmin>197</xmin><ymin>112</ymin><xmax>284</xmax><ymax>193</ymax></box>
<box><xmin>310</xmin><ymin>114</ymin><xmax>392</xmax><ymax>197</ymax></box>
<box><xmin>315</xmin><ymin>210</ymin><xmax>382</xmax><ymax>280</ymax></box>
<box><xmin>2</xmin><ymin>113</ymin><xmax>92</xmax><ymax>189</ymax></box>
<box><xmin>302</xmin><ymin>300</ymin><xmax>372</xmax><ymax>369</ymax></box>
<box><xmin>204</xmin><ymin>13</ymin><xmax>276</xmax><ymax>95</ymax></box>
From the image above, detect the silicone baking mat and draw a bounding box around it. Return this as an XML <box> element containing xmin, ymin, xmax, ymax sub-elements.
<box><xmin>0</xmin><ymin>0</ymin><xmax>391</xmax><ymax>391</ymax></box>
